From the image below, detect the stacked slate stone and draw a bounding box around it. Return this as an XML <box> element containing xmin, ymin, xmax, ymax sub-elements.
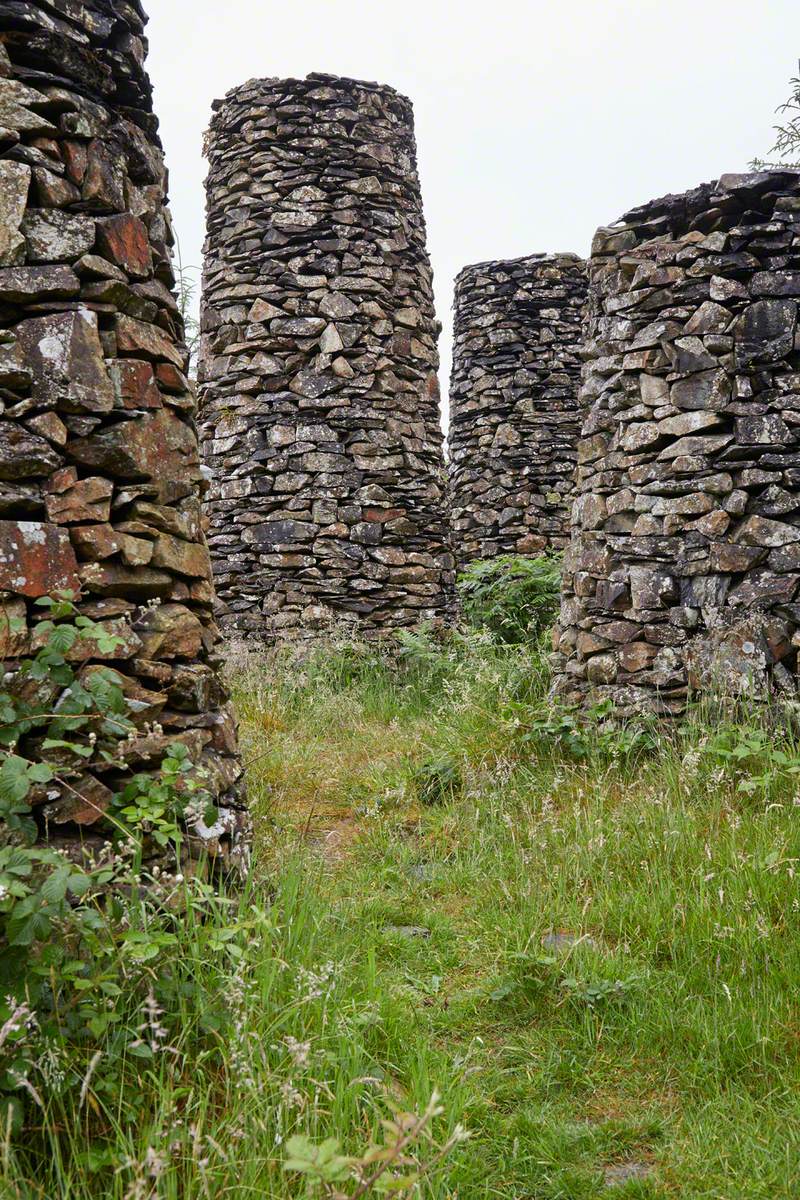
<box><xmin>448</xmin><ymin>253</ymin><xmax>587</xmax><ymax>567</ymax></box>
<box><xmin>198</xmin><ymin>74</ymin><xmax>454</xmax><ymax>641</ymax></box>
<box><xmin>0</xmin><ymin>0</ymin><xmax>247</xmax><ymax>871</ymax></box>
<box><xmin>554</xmin><ymin>170</ymin><xmax>800</xmax><ymax>714</ymax></box>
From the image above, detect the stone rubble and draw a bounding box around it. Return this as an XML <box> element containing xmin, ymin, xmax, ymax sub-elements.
<box><xmin>553</xmin><ymin>171</ymin><xmax>800</xmax><ymax>712</ymax></box>
<box><xmin>0</xmin><ymin>0</ymin><xmax>247</xmax><ymax>871</ymax></box>
<box><xmin>198</xmin><ymin>74</ymin><xmax>454</xmax><ymax>641</ymax></box>
<box><xmin>447</xmin><ymin>254</ymin><xmax>587</xmax><ymax>567</ymax></box>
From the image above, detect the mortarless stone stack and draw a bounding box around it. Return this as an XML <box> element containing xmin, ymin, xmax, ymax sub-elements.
<box><xmin>553</xmin><ymin>171</ymin><xmax>800</xmax><ymax>714</ymax></box>
<box><xmin>0</xmin><ymin>1</ymin><xmax>247</xmax><ymax>871</ymax></box>
<box><xmin>447</xmin><ymin>254</ymin><xmax>587</xmax><ymax>568</ymax></box>
<box><xmin>198</xmin><ymin>74</ymin><xmax>454</xmax><ymax>642</ymax></box>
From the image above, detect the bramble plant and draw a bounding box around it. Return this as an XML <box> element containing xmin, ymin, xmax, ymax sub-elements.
<box><xmin>0</xmin><ymin>594</ymin><xmax>208</xmax><ymax>1134</ymax></box>
<box><xmin>412</xmin><ymin>756</ymin><xmax>463</xmax><ymax>807</ymax></box>
<box><xmin>515</xmin><ymin>696</ymin><xmax>658</xmax><ymax>764</ymax></box>
<box><xmin>700</xmin><ymin>722</ymin><xmax>800</xmax><ymax>799</ymax></box>
<box><xmin>5</xmin><ymin>614</ymin><xmax>800</xmax><ymax>1194</ymax></box>
<box><xmin>488</xmin><ymin>946</ymin><xmax>640</xmax><ymax>1016</ymax></box>
<box><xmin>282</xmin><ymin>1092</ymin><xmax>468</xmax><ymax>1197</ymax></box>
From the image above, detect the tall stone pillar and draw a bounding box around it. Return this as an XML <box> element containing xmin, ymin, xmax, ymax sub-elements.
<box><xmin>198</xmin><ymin>74</ymin><xmax>454</xmax><ymax>642</ymax></box>
<box><xmin>554</xmin><ymin>171</ymin><xmax>800</xmax><ymax>714</ymax></box>
<box><xmin>447</xmin><ymin>254</ymin><xmax>586</xmax><ymax>569</ymax></box>
<box><xmin>0</xmin><ymin>1</ymin><xmax>247</xmax><ymax>870</ymax></box>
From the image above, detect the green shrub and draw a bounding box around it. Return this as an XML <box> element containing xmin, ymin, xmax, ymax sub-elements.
<box><xmin>698</xmin><ymin>720</ymin><xmax>800</xmax><ymax>799</ymax></box>
<box><xmin>457</xmin><ymin>554</ymin><xmax>562</xmax><ymax>644</ymax></box>
<box><xmin>412</xmin><ymin>755</ymin><xmax>463</xmax><ymax>807</ymax></box>
<box><xmin>0</xmin><ymin>594</ymin><xmax>210</xmax><ymax>1135</ymax></box>
<box><xmin>515</xmin><ymin>696</ymin><xmax>658</xmax><ymax>764</ymax></box>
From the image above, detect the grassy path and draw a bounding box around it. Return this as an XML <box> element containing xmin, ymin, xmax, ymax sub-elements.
<box><xmin>228</xmin><ymin>638</ymin><xmax>800</xmax><ymax>1198</ymax></box>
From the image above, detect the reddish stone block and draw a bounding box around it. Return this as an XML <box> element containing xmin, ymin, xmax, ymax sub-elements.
<box><xmin>67</xmin><ymin>407</ymin><xmax>199</xmax><ymax>504</ymax></box>
<box><xmin>96</xmin><ymin>213</ymin><xmax>153</xmax><ymax>280</ymax></box>
<box><xmin>16</xmin><ymin>309</ymin><xmax>115</xmax><ymax>415</ymax></box>
<box><xmin>115</xmin><ymin>314</ymin><xmax>184</xmax><ymax>368</ymax></box>
<box><xmin>45</xmin><ymin>474</ymin><xmax>113</xmax><ymax>524</ymax></box>
<box><xmin>41</xmin><ymin>775</ymin><xmax>114</xmax><ymax>827</ymax></box>
<box><xmin>155</xmin><ymin>361</ymin><xmax>190</xmax><ymax>393</ymax></box>
<box><xmin>108</xmin><ymin>358</ymin><xmax>162</xmax><ymax>410</ymax></box>
<box><xmin>0</xmin><ymin>519</ymin><xmax>79</xmax><ymax>596</ymax></box>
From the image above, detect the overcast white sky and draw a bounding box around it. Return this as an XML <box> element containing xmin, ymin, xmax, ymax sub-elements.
<box><xmin>147</xmin><ymin>0</ymin><xmax>800</xmax><ymax>420</ymax></box>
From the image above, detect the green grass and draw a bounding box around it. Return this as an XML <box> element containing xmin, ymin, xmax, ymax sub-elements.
<box><xmin>7</xmin><ymin>631</ymin><xmax>800</xmax><ymax>1197</ymax></box>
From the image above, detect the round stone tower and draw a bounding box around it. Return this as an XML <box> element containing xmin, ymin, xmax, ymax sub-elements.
<box><xmin>198</xmin><ymin>73</ymin><xmax>454</xmax><ymax>642</ymax></box>
<box><xmin>553</xmin><ymin>171</ymin><xmax>800</xmax><ymax>713</ymax></box>
<box><xmin>0</xmin><ymin>0</ymin><xmax>247</xmax><ymax>870</ymax></box>
<box><xmin>447</xmin><ymin>253</ymin><xmax>587</xmax><ymax>569</ymax></box>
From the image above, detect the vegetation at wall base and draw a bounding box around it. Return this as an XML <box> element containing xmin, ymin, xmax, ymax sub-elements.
<box><xmin>457</xmin><ymin>553</ymin><xmax>562</xmax><ymax>644</ymax></box>
<box><xmin>4</xmin><ymin>576</ymin><xmax>800</xmax><ymax>1196</ymax></box>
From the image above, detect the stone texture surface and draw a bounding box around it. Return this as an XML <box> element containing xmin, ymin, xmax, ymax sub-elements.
<box><xmin>0</xmin><ymin>0</ymin><xmax>247</xmax><ymax>872</ymax></box>
<box><xmin>198</xmin><ymin>74</ymin><xmax>454</xmax><ymax>641</ymax></box>
<box><xmin>553</xmin><ymin>171</ymin><xmax>800</xmax><ymax>712</ymax></box>
<box><xmin>448</xmin><ymin>254</ymin><xmax>587</xmax><ymax>566</ymax></box>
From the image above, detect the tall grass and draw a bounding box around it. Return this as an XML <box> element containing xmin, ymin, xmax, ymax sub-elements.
<box><xmin>7</xmin><ymin>626</ymin><xmax>800</xmax><ymax>1197</ymax></box>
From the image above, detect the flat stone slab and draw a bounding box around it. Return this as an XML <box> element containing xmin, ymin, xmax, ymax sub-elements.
<box><xmin>603</xmin><ymin>1162</ymin><xmax>654</xmax><ymax>1187</ymax></box>
<box><xmin>542</xmin><ymin>931</ymin><xmax>600</xmax><ymax>953</ymax></box>
<box><xmin>382</xmin><ymin>925</ymin><xmax>431</xmax><ymax>939</ymax></box>
<box><xmin>404</xmin><ymin>862</ymin><xmax>442</xmax><ymax>883</ymax></box>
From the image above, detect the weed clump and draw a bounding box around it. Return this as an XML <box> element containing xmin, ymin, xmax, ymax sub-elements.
<box><xmin>457</xmin><ymin>554</ymin><xmax>562</xmax><ymax>644</ymax></box>
<box><xmin>413</xmin><ymin>756</ymin><xmax>463</xmax><ymax>807</ymax></box>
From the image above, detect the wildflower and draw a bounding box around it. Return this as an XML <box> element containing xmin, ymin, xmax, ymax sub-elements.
<box><xmin>77</xmin><ymin>1049</ymin><xmax>104</xmax><ymax>1108</ymax></box>
<box><xmin>37</xmin><ymin>1041</ymin><xmax>67</xmax><ymax>1091</ymax></box>
<box><xmin>120</xmin><ymin>1144</ymin><xmax>167</xmax><ymax>1200</ymax></box>
<box><xmin>145</xmin><ymin>1147</ymin><xmax>167</xmax><ymax>1175</ymax></box>
<box><xmin>225</xmin><ymin>961</ymin><xmax>260</xmax><ymax>1092</ymax></box>
<box><xmin>296</xmin><ymin>961</ymin><xmax>337</xmax><ymax>1002</ymax></box>
<box><xmin>0</xmin><ymin>1001</ymin><xmax>36</xmax><ymax>1050</ymax></box>
<box><xmin>279</xmin><ymin>1079</ymin><xmax>304</xmax><ymax>1110</ymax></box>
<box><xmin>9</xmin><ymin>1071</ymin><xmax>43</xmax><ymax>1108</ymax></box>
<box><xmin>282</xmin><ymin>1035</ymin><xmax>311</xmax><ymax>1069</ymax></box>
<box><xmin>130</xmin><ymin>989</ymin><xmax>172</xmax><ymax>1055</ymax></box>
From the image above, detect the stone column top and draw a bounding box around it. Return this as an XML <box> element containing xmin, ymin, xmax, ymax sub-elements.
<box><xmin>209</xmin><ymin>73</ymin><xmax>415</xmax><ymax>119</ymax></box>
<box><xmin>593</xmin><ymin>170</ymin><xmax>800</xmax><ymax>253</ymax></box>
<box><xmin>454</xmin><ymin>251</ymin><xmax>584</xmax><ymax>285</ymax></box>
<box><xmin>3</xmin><ymin>0</ymin><xmax>157</xmax><ymax>134</ymax></box>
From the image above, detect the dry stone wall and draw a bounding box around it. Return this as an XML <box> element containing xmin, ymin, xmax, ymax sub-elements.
<box><xmin>554</xmin><ymin>170</ymin><xmax>800</xmax><ymax>713</ymax></box>
<box><xmin>447</xmin><ymin>254</ymin><xmax>587</xmax><ymax>568</ymax></box>
<box><xmin>198</xmin><ymin>74</ymin><xmax>454</xmax><ymax>641</ymax></box>
<box><xmin>0</xmin><ymin>0</ymin><xmax>247</xmax><ymax>871</ymax></box>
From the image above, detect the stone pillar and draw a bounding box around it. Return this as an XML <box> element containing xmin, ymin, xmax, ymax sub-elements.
<box><xmin>0</xmin><ymin>2</ymin><xmax>247</xmax><ymax>870</ymax></box>
<box><xmin>447</xmin><ymin>254</ymin><xmax>587</xmax><ymax>568</ymax></box>
<box><xmin>198</xmin><ymin>74</ymin><xmax>454</xmax><ymax>642</ymax></box>
<box><xmin>554</xmin><ymin>171</ymin><xmax>800</xmax><ymax>714</ymax></box>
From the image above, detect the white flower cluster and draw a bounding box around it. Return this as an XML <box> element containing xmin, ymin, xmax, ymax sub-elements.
<box><xmin>296</xmin><ymin>961</ymin><xmax>337</xmax><ymax>1003</ymax></box>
